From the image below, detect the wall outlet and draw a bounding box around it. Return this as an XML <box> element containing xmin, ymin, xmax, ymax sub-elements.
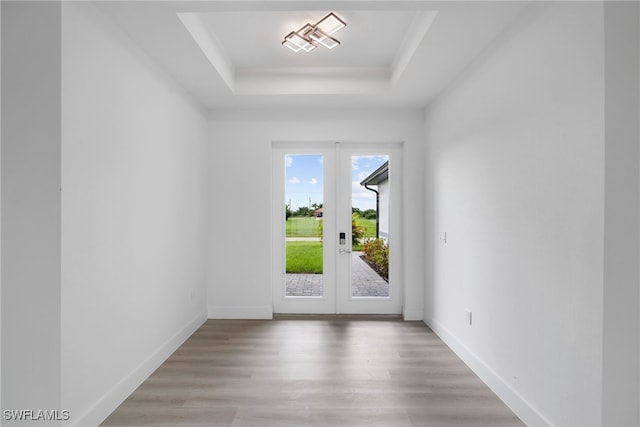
<box><xmin>465</xmin><ymin>310</ymin><xmax>473</xmax><ymax>326</ymax></box>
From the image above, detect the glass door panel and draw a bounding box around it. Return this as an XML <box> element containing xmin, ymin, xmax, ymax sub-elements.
<box><xmin>351</xmin><ymin>155</ymin><xmax>389</xmax><ymax>298</ymax></box>
<box><xmin>336</xmin><ymin>144</ymin><xmax>402</xmax><ymax>315</ymax></box>
<box><xmin>272</xmin><ymin>143</ymin><xmax>336</xmax><ymax>314</ymax></box>
<box><xmin>285</xmin><ymin>154</ymin><xmax>324</xmax><ymax>297</ymax></box>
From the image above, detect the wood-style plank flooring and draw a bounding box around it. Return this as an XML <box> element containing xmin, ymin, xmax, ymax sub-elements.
<box><xmin>102</xmin><ymin>317</ymin><xmax>524</xmax><ymax>426</ymax></box>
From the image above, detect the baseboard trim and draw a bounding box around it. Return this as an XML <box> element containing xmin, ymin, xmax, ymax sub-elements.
<box><xmin>70</xmin><ymin>311</ymin><xmax>207</xmax><ymax>427</ymax></box>
<box><xmin>403</xmin><ymin>309</ymin><xmax>424</xmax><ymax>321</ymax></box>
<box><xmin>424</xmin><ymin>317</ymin><xmax>552</xmax><ymax>427</ymax></box>
<box><xmin>208</xmin><ymin>306</ymin><xmax>273</xmax><ymax>319</ymax></box>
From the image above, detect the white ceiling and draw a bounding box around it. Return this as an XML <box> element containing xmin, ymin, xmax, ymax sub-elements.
<box><xmin>93</xmin><ymin>1</ymin><xmax>531</xmax><ymax>111</ymax></box>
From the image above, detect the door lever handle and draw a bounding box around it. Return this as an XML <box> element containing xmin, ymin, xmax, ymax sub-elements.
<box><xmin>339</xmin><ymin>249</ymin><xmax>352</xmax><ymax>254</ymax></box>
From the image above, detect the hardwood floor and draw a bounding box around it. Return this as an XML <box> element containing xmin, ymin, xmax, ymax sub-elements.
<box><xmin>102</xmin><ymin>317</ymin><xmax>524</xmax><ymax>426</ymax></box>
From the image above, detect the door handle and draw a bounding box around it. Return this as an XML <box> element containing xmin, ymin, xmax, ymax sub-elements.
<box><xmin>339</xmin><ymin>249</ymin><xmax>352</xmax><ymax>254</ymax></box>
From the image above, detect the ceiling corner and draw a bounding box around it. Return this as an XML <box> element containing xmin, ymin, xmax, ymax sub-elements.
<box><xmin>391</xmin><ymin>10</ymin><xmax>438</xmax><ymax>85</ymax></box>
<box><xmin>178</xmin><ymin>12</ymin><xmax>235</xmax><ymax>92</ymax></box>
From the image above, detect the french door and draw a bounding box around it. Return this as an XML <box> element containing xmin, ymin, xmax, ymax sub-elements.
<box><xmin>272</xmin><ymin>142</ymin><xmax>402</xmax><ymax>314</ymax></box>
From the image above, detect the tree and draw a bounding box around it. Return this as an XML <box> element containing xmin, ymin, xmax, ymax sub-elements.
<box><xmin>286</xmin><ymin>205</ymin><xmax>292</xmax><ymax>221</ymax></box>
<box><xmin>294</xmin><ymin>206</ymin><xmax>312</xmax><ymax>217</ymax></box>
<box><xmin>363</xmin><ymin>209</ymin><xmax>377</xmax><ymax>220</ymax></box>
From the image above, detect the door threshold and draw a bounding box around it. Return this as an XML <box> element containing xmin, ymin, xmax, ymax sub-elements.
<box><xmin>273</xmin><ymin>314</ymin><xmax>403</xmax><ymax>321</ymax></box>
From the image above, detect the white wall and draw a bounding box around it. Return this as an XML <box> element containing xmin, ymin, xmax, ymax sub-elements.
<box><xmin>1</xmin><ymin>0</ymin><xmax>4</xmax><ymax>414</ymax></box>
<box><xmin>602</xmin><ymin>2</ymin><xmax>640</xmax><ymax>425</ymax></box>
<box><xmin>61</xmin><ymin>4</ymin><xmax>208</xmax><ymax>425</ymax></box>
<box><xmin>207</xmin><ymin>110</ymin><xmax>424</xmax><ymax>320</ymax></box>
<box><xmin>1</xmin><ymin>2</ymin><xmax>63</xmax><ymax>423</ymax></box>
<box><xmin>378</xmin><ymin>180</ymin><xmax>390</xmax><ymax>238</ymax></box>
<box><xmin>424</xmin><ymin>3</ymin><xmax>605</xmax><ymax>425</ymax></box>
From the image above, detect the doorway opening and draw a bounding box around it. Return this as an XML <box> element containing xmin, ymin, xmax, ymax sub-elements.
<box><xmin>272</xmin><ymin>142</ymin><xmax>402</xmax><ymax>314</ymax></box>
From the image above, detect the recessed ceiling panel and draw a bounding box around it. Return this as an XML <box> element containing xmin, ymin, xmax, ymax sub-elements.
<box><xmin>199</xmin><ymin>10</ymin><xmax>416</xmax><ymax>69</ymax></box>
<box><xmin>92</xmin><ymin>1</ymin><xmax>531</xmax><ymax>109</ymax></box>
<box><xmin>180</xmin><ymin>9</ymin><xmax>437</xmax><ymax>95</ymax></box>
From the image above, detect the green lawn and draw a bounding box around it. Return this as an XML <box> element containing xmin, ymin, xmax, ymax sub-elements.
<box><xmin>286</xmin><ymin>216</ymin><xmax>376</xmax><ymax>238</ymax></box>
<box><xmin>286</xmin><ymin>217</ymin><xmax>322</xmax><ymax>237</ymax></box>
<box><xmin>285</xmin><ymin>217</ymin><xmax>376</xmax><ymax>273</ymax></box>
<box><xmin>357</xmin><ymin>218</ymin><xmax>376</xmax><ymax>238</ymax></box>
<box><xmin>286</xmin><ymin>241</ymin><xmax>323</xmax><ymax>274</ymax></box>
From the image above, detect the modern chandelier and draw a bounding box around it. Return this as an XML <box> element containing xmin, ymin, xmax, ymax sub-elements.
<box><xmin>282</xmin><ymin>12</ymin><xmax>347</xmax><ymax>52</ymax></box>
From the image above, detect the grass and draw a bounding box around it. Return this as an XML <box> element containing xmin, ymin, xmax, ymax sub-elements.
<box><xmin>286</xmin><ymin>242</ymin><xmax>323</xmax><ymax>274</ymax></box>
<box><xmin>353</xmin><ymin>217</ymin><xmax>376</xmax><ymax>251</ymax></box>
<box><xmin>285</xmin><ymin>217</ymin><xmax>377</xmax><ymax>273</ymax></box>
<box><xmin>286</xmin><ymin>216</ymin><xmax>376</xmax><ymax>238</ymax></box>
<box><xmin>357</xmin><ymin>217</ymin><xmax>376</xmax><ymax>238</ymax></box>
<box><xmin>352</xmin><ymin>243</ymin><xmax>364</xmax><ymax>252</ymax></box>
<box><xmin>286</xmin><ymin>217</ymin><xmax>322</xmax><ymax>237</ymax></box>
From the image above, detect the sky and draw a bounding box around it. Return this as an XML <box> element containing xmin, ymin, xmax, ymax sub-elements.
<box><xmin>285</xmin><ymin>154</ymin><xmax>388</xmax><ymax>212</ymax></box>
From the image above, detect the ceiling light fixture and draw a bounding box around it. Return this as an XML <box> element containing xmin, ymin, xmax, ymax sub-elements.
<box><xmin>282</xmin><ymin>12</ymin><xmax>347</xmax><ymax>53</ymax></box>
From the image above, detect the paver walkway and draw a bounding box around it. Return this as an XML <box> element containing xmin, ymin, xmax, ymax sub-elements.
<box><xmin>286</xmin><ymin>252</ymin><xmax>389</xmax><ymax>297</ymax></box>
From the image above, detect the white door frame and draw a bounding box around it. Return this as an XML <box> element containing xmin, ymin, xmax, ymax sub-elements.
<box><xmin>272</xmin><ymin>142</ymin><xmax>337</xmax><ymax>314</ymax></box>
<box><xmin>272</xmin><ymin>141</ymin><xmax>403</xmax><ymax>314</ymax></box>
<box><xmin>336</xmin><ymin>143</ymin><xmax>403</xmax><ymax>314</ymax></box>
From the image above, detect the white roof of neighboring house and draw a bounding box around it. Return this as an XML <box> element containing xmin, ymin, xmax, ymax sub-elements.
<box><xmin>360</xmin><ymin>161</ymin><xmax>389</xmax><ymax>186</ymax></box>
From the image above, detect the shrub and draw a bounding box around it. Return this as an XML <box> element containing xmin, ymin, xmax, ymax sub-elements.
<box><xmin>352</xmin><ymin>213</ymin><xmax>365</xmax><ymax>245</ymax></box>
<box><xmin>362</xmin><ymin>238</ymin><xmax>389</xmax><ymax>280</ymax></box>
